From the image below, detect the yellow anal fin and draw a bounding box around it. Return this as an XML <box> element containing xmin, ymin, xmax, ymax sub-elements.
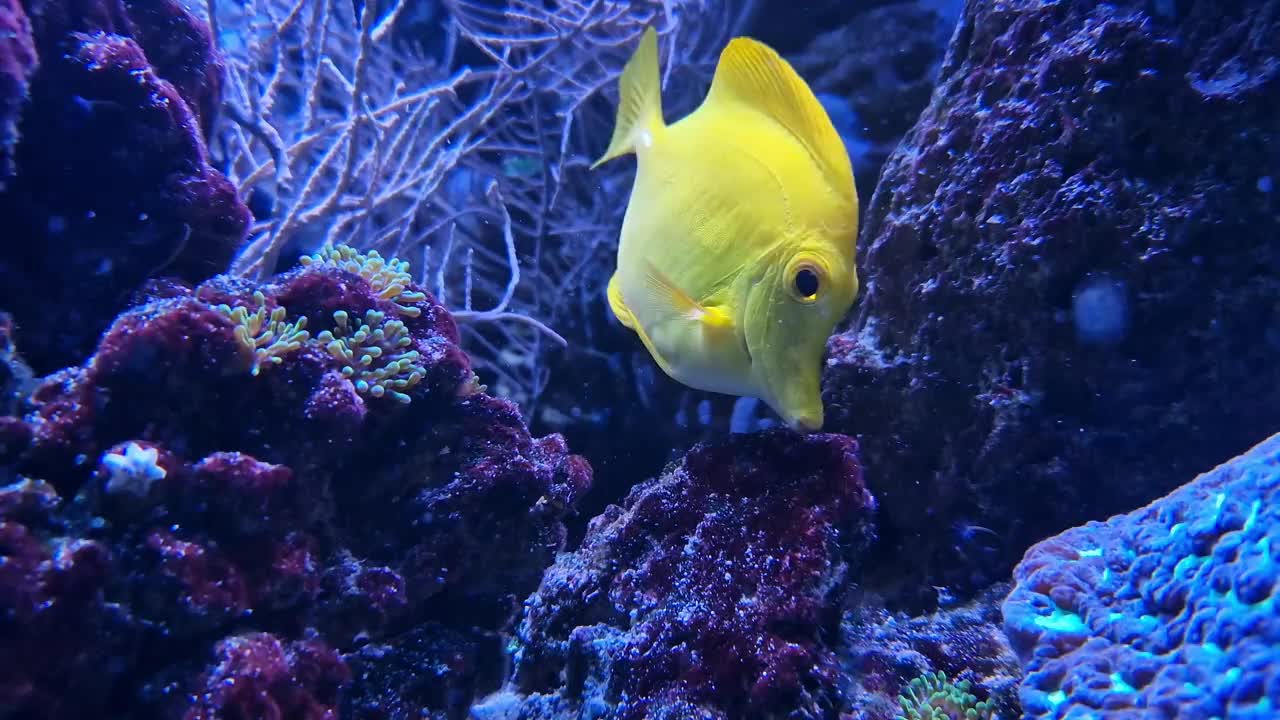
<box><xmin>592</xmin><ymin>27</ymin><xmax>665</xmax><ymax>169</ymax></box>
<box><xmin>607</xmin><ymin>274</ymin><xmax>637</xmax><ymax>331</ymax></box>
<box><xmin>639</xmin><ymin>260</ymin><xmax>734</xmax><ymax>331</ymax></box>
<box><xmin>703</xmin><ymin>35</ymin><xmax>855</xmax><ymax>206</ymax></box>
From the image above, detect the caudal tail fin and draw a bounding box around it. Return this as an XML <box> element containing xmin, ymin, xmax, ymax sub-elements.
<box><xmin>591</xmin><ymin>27</ymin><xmax>665</xmax><ymax>169</ymax></box>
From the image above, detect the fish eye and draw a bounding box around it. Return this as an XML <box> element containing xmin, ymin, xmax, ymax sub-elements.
<box><xmin>793</xmin><ymin>267</ymin><xmax>820</xmax><ymax>300</ymax></box>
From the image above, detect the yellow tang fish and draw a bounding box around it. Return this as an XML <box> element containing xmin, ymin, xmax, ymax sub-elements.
<box><xmin>593</xmin><ymin>27</ymin><xmax>859</xmax><ymax>431</ymax></box>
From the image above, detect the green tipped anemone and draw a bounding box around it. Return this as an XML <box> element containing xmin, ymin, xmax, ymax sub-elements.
<box><xmin>300</xmin><ymin>244</ymin><xmax>427</xmax><ymax>317</ymax></box>
<box><xmin>896</xmin><ymin>671</ymin><xmax>996</xmax><ymax>720</ymax></box>
<box><xmin>317</xmin><ymin>309</ymin><xmax>426</xmax><ymax>404</ymax></box>
<box><xmin>216</xmin><ymin>291</ymin><xmax>310</xmax><ymax>376</ymax></box>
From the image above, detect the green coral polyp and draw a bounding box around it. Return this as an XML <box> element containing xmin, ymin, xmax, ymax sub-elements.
<box><xmin>217</xmin><ymin>291</ymin><xmax>310</xmax><ymax>375</ymax></box>
<box><xmin>318</xmin><ymin>309</ymin><xmax>426</xmax><ymax>404</ymax></box>
<box><xmin>300</xmin><ymin>244</ymin><xmax>427</xmax><ymax>317</ymax></box>
<box><xmin>896</xmin><ymin>671</ymin><xmax>995</xmax><ymax>720</ymax></box>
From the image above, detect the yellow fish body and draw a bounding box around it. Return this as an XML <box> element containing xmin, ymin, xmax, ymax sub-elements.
<box><xmin>593</xmin><ymin>28</ymin><xmax>859</xmax><ymax>431</ymax></box>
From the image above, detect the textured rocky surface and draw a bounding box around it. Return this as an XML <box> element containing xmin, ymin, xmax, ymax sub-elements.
<box><xmin>0</xmin><ymin>255</ymin><xmax>590</xmax><ymax>718</ymax></box>
<box><xmin>505</xmin><ymin>431</ymin><xmax>875</xmax><ymax>720</ymax></box>
<box><xmin>824</xmin><ymin>0</ymin><xmax>1280</xmax><ymax>608</ymax></box>
<box><xmin>1005</xmin><ymin>432</ymin><xmax>1280</xmax><ymax>719</ymax></box>
<box><xmin>0</xmin><ymin>0</ymin><xmax>250</xmax><ymax>374</ymax></box>
<box><xmin>0</xmin><ymin>0</ymin><xmax>36</xmax><ymax>181</ymax></box>
<box><xmin>840</xmin><ymin>585</ymin><xmax>1021</xmax><ymax>720</ymax></box>
<box><xmin>791</xmin><ymin>0</ymin><xmax>961</xmax><ymax>191</ymax></box>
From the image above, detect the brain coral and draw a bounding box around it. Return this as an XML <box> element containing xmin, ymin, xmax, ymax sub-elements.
<box><xmin>1003</xmin><ymin>432</ymin><xmax>1280</xmax><ymax>719</ymax></box>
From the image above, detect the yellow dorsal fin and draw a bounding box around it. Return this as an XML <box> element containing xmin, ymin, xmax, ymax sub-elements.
<box><xmin>638</xmin><ymin>260</ymin><xmax>734</xmax><ymax>330</ymax></box>
<box><xmin>704</xmin><ymin>37</ymin><xmax>855</xmax><ymax>205</ymax></box>
<box><xmin>592</xmin><ymin>27</ymin><xmax>665</xmax><ymax>168</ymax></box>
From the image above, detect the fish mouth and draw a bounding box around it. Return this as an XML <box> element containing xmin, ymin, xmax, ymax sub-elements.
<box><xmin>785</xmin><ymin>409</ymin><xmax>823</xmax><ymax>432</ymax></box>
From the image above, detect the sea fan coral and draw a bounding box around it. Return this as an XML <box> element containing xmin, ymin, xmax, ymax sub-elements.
<box><xmin>210</xmin><ymin>0</ymin><xmax>752</xmax><ymax>408</ymax></box>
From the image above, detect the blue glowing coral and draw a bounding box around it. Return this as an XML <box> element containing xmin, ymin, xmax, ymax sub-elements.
<box><xmin>1003</xmin><ymin>432</ymin><xmax>1280</xmax><ymax>719</ymax></box>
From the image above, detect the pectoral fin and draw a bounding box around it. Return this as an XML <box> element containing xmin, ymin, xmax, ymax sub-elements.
<box><xmin>638</xmin><ymin>260</ymin><xmax>734</xmax><ymax>331</ymax></box>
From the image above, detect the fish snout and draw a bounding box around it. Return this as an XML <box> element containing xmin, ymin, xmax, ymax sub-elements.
<box><xmin>786</xmin><ymin>407</ymin><xmax>824</xmax><ymax>433</ymax></box>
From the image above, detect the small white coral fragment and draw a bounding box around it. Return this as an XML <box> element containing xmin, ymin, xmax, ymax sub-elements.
<box><xmin>102</xmin><ymin>442</ymin><xmax>167</xmax><ymax>497</ymax></box>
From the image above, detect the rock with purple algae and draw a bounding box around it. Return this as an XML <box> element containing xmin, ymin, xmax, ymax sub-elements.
<box><xmin>823</xmin><ymin>0</ymin><xmax>1280</xmax><ymax>609</ymax></box>
<box><xmin>183</xmin><ymin>632</ymin><xmax>350</xmax><ymax>720</ymax></box>
<box><xmin>1004</xmin><ymin>432</ymin><xmax>1280</xmax><ymax>720</ymax></box>
<box><xmin>0</xmin><ymin>312</ymin><xmax>34</xmax><ymax>415</ymax></box>
<box><xmin>0</xmin><ymin>0</ymin><xmax>250</xmax><ymax>374</ymax></box>
<box><xmin>512</xmin><ymin>431</ymin><xmax>876</xmax><ymax>720</ymax></box>
<box><xmin>0</xmin><ymin>0</ymin><xmax>36</xmax><ymax>181</ymax></box>
<box><xmin>0</xmin><ymin>258</ymin><xmax>591</xmax><ymax>718</ymax></box>
<box><xmin>839</xmin><ymin>585</ymin><xmax>1021</xmax><ymax>720</ymax></box>
<box><xmin>342</xmin><ymin>623</ymin><xmax>507</xmax><ymax>719</ymax></box>
<box><xmin>0</xmin><ymin>478</ymin><xmax>118</xmax><ymax>718</ymax></box>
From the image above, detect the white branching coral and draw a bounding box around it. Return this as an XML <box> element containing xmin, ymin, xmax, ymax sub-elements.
<box><xmin>317</xmin><ymin>309</ymin><xmax>426</xmax><ymax>404</ymax></box>
<box><xmin>102</xmin><ymin>442</ymin><xmax>167</xmax><ymax>497</ymax></box>
<box><xmin>206</xmin><ymin>0</ymin><xmax>752</xmax><ymax>410</ymax></box>
<box><xmin>216</xmin><ymin>290</ymin><xmax>311</xmax><ymax>375</ymax></box>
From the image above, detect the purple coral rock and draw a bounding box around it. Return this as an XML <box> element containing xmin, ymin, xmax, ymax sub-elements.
<box><xmin>513</xmin><ymin>431</ymin><xmax>874</xmax><ymax>719</ymax></box>
<box><xmin>0</xmin><ymin>0</ymin><xmax>35</xmax><ymax>181</ymax></box>
<box><xmin>823</xmin><ymin>0</ymin><xmax>1280</xmax><ymax>608</ymax></box>
<box><xmin>0</xmin><ymin>479</ymin><xmax>116</xmax><ymax>716</ymax></box>
<box><xmin>0</xmin><ymin>0</ymin><xmax>249</xmax><ymax>373</ymax></box>
<box><xmin>185</xmin><ymin>633</ymin><xmax>350</xmax><ymax>720</ymax></box>
<box><xmin>1004</xmin><ymin>432</ymin><xmax>1280</xmax><ymax>719</ymax></box>
<box><xmin>144</xmin><ymin>528</ymin><xmax>251</xmax><ymax>621</ymax></box>
<box><xmin>0</xmin><ymin>260</ymin><xmax>590</xmax><ymax>717</ymax></box>
<box><xmin>840</xmin><ymin>585</ymin><xmax>1022</xmax><ymax>719</ymax></box>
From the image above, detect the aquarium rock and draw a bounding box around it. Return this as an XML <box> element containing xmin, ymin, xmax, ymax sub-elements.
<box><xmin>0</xmin><ymin>0</ymin><xmax>250</xmax><ymax>374</ymax></box>
<box><xmin>839</xmin><ymin>584</ymin><xmax>1022</xmax><ymax>719</ymax></box>
<box><xmin>0</xmin><ymin>0</ymin><xmax>36</xmax><ymax>181</ymax></box>
<box><xmin>0</xmin><ymin>258</ymin><xmax>590</xmax><ymax>717</ymax></box>
<box><xmin>1004</xmin><ymin>431</ymin><xmax>1280</xmax><ymax>719</ymax></box>
<box><xmin>823</xmin><ymin>0</ymin><xmax>1280</xmax><ymax>608</ymax></box>
<box><xmin>511</xmin><ymin>430</ymin><xmax>875</xmax><ymax>719</ymax></box>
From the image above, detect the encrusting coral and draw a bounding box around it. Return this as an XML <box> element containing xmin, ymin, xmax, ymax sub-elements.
<box><xmin>1004</xmin><ymin>432</ymin><xmax>1280</xmax><ymax>719</ymax></box>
